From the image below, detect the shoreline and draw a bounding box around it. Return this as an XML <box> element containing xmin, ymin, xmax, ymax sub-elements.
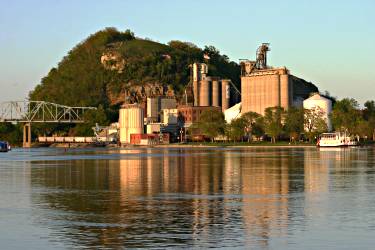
<box><xmin>28</xmin><ymin>142</ymin><xmax>317</xmax><ymax>149</ymax></box>
<box><xmin>154</xmin><ymin>144</ymin><xmax>316</xmax><ymax>148</ymax></box>
<box><xmin>16</xmin><ymin>141</ymin><xmax>375</xmax><ymax>149</ymax></box>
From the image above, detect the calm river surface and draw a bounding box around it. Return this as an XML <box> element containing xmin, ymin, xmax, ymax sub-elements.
<box><xmin>1</xmin><ymin>147</ymin><xmax>375</xmax><ymax>249</ymax></box>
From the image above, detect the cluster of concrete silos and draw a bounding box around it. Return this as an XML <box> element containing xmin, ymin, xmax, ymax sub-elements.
<box><xmin>192</xmin><ymin>63</ymin><xmax>231</xmax><ymax>111</ymax></box>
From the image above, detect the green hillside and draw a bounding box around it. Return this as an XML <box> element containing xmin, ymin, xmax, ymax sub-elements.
<box><xmin>30</xmin><ymin>27</ymin><xmax>241</xmax><ymax>123</ymax></box>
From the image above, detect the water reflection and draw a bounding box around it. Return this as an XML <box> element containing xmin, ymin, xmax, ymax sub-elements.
<box><xmin>24</xmin><ymin>147</ymin><xmax>375</xmax><ymax>248</ymax></box>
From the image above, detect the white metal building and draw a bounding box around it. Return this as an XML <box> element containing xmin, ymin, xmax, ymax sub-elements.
<box><xmin>303</xmin><ymin>93</ymin><xmax>332</xmax><ymax>132</ymax></box>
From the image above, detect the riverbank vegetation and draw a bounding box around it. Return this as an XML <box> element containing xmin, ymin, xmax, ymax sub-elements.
<box><xmin>192</xmin><ymin>98</ymin><xmax>375</xmax><ymax>143</ymax></box>
<box><xmin>0</xmin><ymin>123</ymin><xmax>22</xmax><ymax>145</ymax></box>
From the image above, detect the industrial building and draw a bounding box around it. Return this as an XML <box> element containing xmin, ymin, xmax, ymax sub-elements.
<box><xmin>144</xmin><ymin>96</ymin><xmax>179</xmax><ymax>141</ymax></box>
<box><xmin>177</xmin><ymin>105</ymin><xmax>221</xmax><ymax>128</ymax></box>
<box><xmin>146</xmin><ymin>123</ymin><xmax>161</xmax><ymax>134</ymax></box>
<box><xmin>303</xmin><ymin>93</ymin><xmax>332</xmax><ymax>131</ymax></box>
<box><xmin>240</xmin><ymin>43</ymin><xmax>318</xmax><ymax>115</ymax></box>
<box><xmin>162</xmin><ymin>108</ymin><xmax>178</xmax><ymax>125</ymax></box>
<box><xmin>146</xmin><ymin>97</ymin><xmax>177</xmax><ymax>123</ymax></box>
<box><xmin>130</xmin><ymin>133</ymin><xmax>169</xmax><ymax>145</ymax></box>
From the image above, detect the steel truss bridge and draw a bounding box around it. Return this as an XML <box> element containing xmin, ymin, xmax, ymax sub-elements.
<box><xmin>0</xmin><ymin>101</ymin><xmax>96</xmax><ymax>123</ymax></box>
<box><xmin>0</xmin><ymin>101</ymin><xmax>96</xmax><ymax>147</ymax></box>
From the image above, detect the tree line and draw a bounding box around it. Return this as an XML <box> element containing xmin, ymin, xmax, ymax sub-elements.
<box><xmin>193</xmin><ymin>98</ymin><xmax>375</xmax><ymax>143</ymax></box>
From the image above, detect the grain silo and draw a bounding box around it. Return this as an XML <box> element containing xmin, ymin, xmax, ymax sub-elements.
<box><xmin>119</xmin><ymin>104</ymin><xmax>144</xmax><ymax>144</ymax></box>
<box><xmin>240</xmin><ymin>44</ymin><xmax>318</xmax><ymax>116</ymax></box>
<box><xmin>280</xmin><ymin>73</ymin><xmax>291</xmax><ymax>108</ymax></box>
<box><xmin>303</xmin><ymin>93</ymin><xmax>332</xmax><ymax>131</ymax></box>
<box><xmin>221</xmin><ymin>79</ymin><xmax>231</xmax><ymax>111</ymax></box>
<box><xmin>211</xmin><ymin>79</ymin><xmax>221</xmax><ymax>107</ymax></box>
<box><xmin>192</xmin><ymin>63</ymin><xmax>209</xmax><ymax>106</ymax></box>
<box><xmin>193</xmin><ymin>63</ymin><xmax>200</xmax><ymax>106</ymax></box>
<box><xmin>241</xmin><ymin>67</ymin><xmax>292</xmax><ymax>115</ymax></box>
<box><xmin>199</xmin><ymin>78</ymin><xmax>211</xmax><ymax>106</ymax></box>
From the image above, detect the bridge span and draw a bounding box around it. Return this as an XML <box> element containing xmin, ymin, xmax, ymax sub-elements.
<box><xmin>0</xmin><ymin>101</ymin><xmax>96</xmax><ymax>147</ymax></box>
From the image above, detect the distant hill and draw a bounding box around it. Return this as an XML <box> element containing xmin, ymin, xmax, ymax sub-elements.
<box><xmin>29</xmin><ymin>27</ymin><xmax>240</xmax><ymax>122</ymax></box>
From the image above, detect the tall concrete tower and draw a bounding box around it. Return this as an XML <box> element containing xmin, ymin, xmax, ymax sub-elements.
<box><xmin>192</xmin><ymin>63</ymin><xmax>208</xmax><ymax>106</ymax></box>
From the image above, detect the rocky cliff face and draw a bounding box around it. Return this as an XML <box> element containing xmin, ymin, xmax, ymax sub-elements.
<box><xmin>101</xmin><ymin>50</ymin><xmax>125</xmax><ymax>73</ymax></box>
<box><xmin>107</xmin><ymin>82</ymin><xmax>176</xmax><ymax>105</ymax></box>
<box><xmin>99</xmin><ymin>41</ymin><xmax>178</xmax><ymax>105</ymax></box>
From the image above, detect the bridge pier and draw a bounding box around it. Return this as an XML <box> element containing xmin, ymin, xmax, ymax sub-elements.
<box><xmin>23</xmin><ymin>123</ymin><xmax>31</xmax><ymax>148</ymax></box>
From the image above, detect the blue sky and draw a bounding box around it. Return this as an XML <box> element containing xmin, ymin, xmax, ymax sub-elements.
<box><xmin>0</xmin><ymin>0</ymin><xmax>374</xmax><ymax>104</ymax></box>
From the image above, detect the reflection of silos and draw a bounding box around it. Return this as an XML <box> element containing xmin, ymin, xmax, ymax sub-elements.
<box><xmin>199</xmin><ymin>79</ymin><xmax>211</xmax><ymax>106</ymax></box>
<box><xmin>212</xmin><ymin>79</ymin><xmax>221</xmax><ymax>107</ymax></box>
<box><xmin>221</xmin><ymin>79</ymin><xmax>230</xmax><ymax>111</ymax></box>
<box><xmin>119</xmin><ymin>104</ymin><xmax>144</xmax><ymax>144</ymax></box>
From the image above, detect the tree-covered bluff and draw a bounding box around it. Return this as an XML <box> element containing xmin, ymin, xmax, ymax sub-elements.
<box><xmin>29</xmin><ymin>27</ymin><xmax>240</xmax><ymax>122</ymax></box>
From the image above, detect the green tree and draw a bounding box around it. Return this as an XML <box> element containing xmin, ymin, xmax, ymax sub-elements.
<box><xmin>0</xmin><ymin>123</ymin><xmax>22</xmax><ymax>145</ymax></box>
<box><xmin>226</xmin><ymin>117</ymin><xmax>246</xmax><ymax>142</ymax></box>
<box><xmin>241</xmin><ymin>111</ymin><xmax>261</xmax><ymax>142</ymax></box>
<box><xmin>252</xmin><ymin>116</ymin><xmax>265</xmax><ymax>141</ymax></box>
<box><xmin>304</xmin><ymin>107</ymin><xmax>328</xmax><ymax>142</ymax></box>
<box><xmin>196</xmin><ymin>110</ymin><xmax>226</xmax><ymax>142</ymax></box>
<box><xmin>73</xmin><ymin>105</ymin><xmax>109</xmax><ymax>136</ymax></box>
<box><xmin>355</xmin><ymin>118</ymin><xmax>372</xmax><ymax>140</ymax></box>
<box><xmin>331</xmin><ymin>98</ymin><xmax>360</xmax><ymax>133</ymax></box>
<box><xmin>264</xmin><ymin>106</ymin><xmax>285</xmax><ymax>143</ymax></box>
<box><xmin>363</xmin><ymin>100</ymin><xmax>375</xmax><ymax>140</ymax></box>
<box><xmin>363</xmin><ymin>101</ymin><xmax>375</xmax><ymax>119</ymax></box>
<box><xmin>284</xmin><ymin>107</ymin><xmax>304</xmax><ymax>142</ymax></box>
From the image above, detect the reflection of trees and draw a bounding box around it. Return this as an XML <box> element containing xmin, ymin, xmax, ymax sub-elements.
<box><xmin>365</xmin><ymin>147</ymin><xmax>375</xmax><ymax>193</ymax></box>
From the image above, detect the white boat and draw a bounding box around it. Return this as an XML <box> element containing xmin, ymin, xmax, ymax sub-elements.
<box><xmin>317</xmin><ymin>132</ymin><xmax>359</xmax><ymax>147</ymax></box>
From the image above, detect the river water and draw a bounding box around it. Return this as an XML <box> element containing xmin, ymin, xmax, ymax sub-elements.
<box><xmin>1</xmin><ymin>147</ymin><xmax>375</xmax><ymax>249</ymax></box>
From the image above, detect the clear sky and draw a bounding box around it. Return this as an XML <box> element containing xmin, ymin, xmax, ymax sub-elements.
<box><xmin>0</xmin><ymin>0</ymin><xmax>374</xmax><ymax>105</ymax></box>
